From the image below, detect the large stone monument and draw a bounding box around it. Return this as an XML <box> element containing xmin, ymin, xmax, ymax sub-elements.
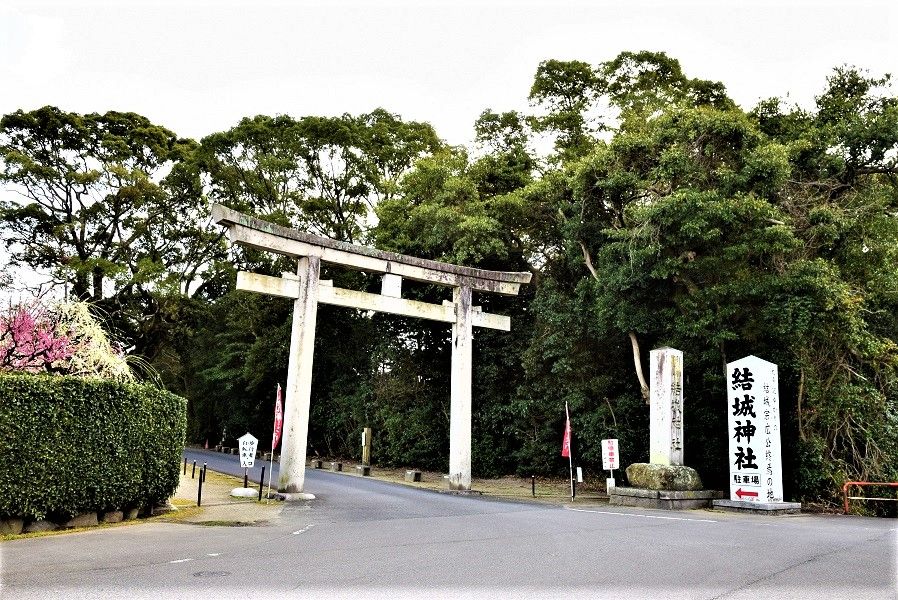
<box><xmin>610</xmin><ymin>347</ymin><xmax>723</xmax><ymax>509</ymax></box>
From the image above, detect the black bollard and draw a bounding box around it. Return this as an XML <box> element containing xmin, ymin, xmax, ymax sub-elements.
<box><xmin>183</xmin><ymin>457</ymin><xmax>187</xmax><ymax>475</ymax></box>
<box><xmin>202</xmin><ymin>463</ymin><xmax>207</xmax><ymax>483</ymax></box>
<box><xmin>531</xmin><ymin>475</ymin><xmax>535</xmax><ymax>497</ymax></box>
<box><xmin>244</xmin><ymin>469</ymin><xmax>248</xmax><ymax>489</ymax></box>
<box><xmin>258</xmin><ymin>466</ymin><xmax>266</xmax><ymax>501</ymax></box>
<box><xmin>197</xmin><ymin>472</ymin><xmax>203</xmax><ymax>507</ymax></box>
<box><xmin>191</xmin><ymin>460</ymin><xmax>196</xmax><ymax>479</ymax></box>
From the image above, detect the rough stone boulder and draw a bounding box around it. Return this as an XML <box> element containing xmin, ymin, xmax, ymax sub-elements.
<box><xmin>0</xmin><ymin>518</ymin><xmax>24</xmax><ymax>535</ymax></box>
<box><xmin>625</xmin><ymin>463</ymin><xmax>704</xmax><ymax>491</ymax></box>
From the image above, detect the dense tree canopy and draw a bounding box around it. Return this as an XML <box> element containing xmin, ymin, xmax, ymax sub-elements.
<box><xmin>2</xmin><ymin>52</ymin><xmax>895</xmax><ymax>507</ymax></box>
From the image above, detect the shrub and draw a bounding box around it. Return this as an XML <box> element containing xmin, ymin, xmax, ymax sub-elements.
<box><xmin>0</xmin><ymin>373</ymin><xmax>186</xmax><ymax>520</ymax></box>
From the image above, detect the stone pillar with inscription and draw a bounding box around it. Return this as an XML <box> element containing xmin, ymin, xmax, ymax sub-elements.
<box><xmin>649</xmin><ymin>347</ymin><xmax>684</xmax><ymax>466</ymax></box>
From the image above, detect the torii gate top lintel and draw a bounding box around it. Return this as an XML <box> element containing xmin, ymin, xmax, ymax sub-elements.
<box><xmin>211</xmin><ymin>204</ymin><xmax>531</xmax><ymax>296</ymax></box>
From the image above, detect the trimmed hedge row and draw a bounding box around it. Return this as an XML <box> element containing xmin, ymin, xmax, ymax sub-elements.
<box><xmin>0</xmin><ymin>374</ymin><xmax>186</xmax><ymax>520</ymax></box>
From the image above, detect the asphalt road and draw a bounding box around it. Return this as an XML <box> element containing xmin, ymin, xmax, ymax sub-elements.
<box><xmin>2</xmin><ymin>450</ymin><xmax>895</xmax><ymax>599</ymax></box>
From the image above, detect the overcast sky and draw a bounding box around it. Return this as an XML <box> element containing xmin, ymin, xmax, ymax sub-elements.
<box><xmin>2</xmin><ymin>0</ymin><xmax>896</xmax><ymax>147</ymax></box>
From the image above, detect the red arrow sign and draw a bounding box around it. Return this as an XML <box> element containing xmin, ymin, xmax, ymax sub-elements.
<box><xmin>736</xmin><ymin>488</ymin><xmax>759</xmax><ymax>499</ymax></box>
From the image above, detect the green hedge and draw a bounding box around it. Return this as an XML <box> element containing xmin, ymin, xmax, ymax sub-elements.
<box><xmin>0</xmin><ymin>374</ymin><xmax>186</xmax><ymax>520</ymax></box>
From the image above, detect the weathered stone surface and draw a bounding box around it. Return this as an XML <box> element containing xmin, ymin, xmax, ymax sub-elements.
<box><xmin>124</xmin><ymin>508</ymin><xmax>140</xmax><ymax>520</ymax></box>
<box><xmin>309</xmin><ymin>459</ymin><xmax>322</xmax><ymax>469</ymax></box>
<box><xmin>151</xmin><ymin>502</ymin><xmax>178</xmax><ymax>516</ymax></box>
<box><xmin>101</xmin><ymin>511</ymin><xmax>124</xmax><ymax>523</ymax></box>
<box><xmin>625</xmin><ymin>463</ymin><xmax>703</xmax><ymax>491</ymax></box>
<box><xmin>405</xmin><ymin>470</ymin><xmax>422</xmax><ymax>482</ymax></box>
<box><xmin>63</xmin><ymin>513</ymin><xmax>98</xmax><ymax>528</ymax></box>
<box><xmin>329</xmin><ymin>462</ymin><xmax>342</xmax><ymax>472</ymax></box>
<box><xmin>712</xmin><ymin>499</ymin><xmax>801</xmax><ymax>515</ymax></box>
<box><xmin>609</xmin><ymin>486</ymin><xmax>723</xmax><ymax>510</ymax></box>
<box><xmin>23</xmin><ymin>520</ymin><xmax>58</xmax><ymax>533</ymax></box>
<box><xmin>0</xmin><ymin>518</ymin><xmax>25</xmax><ymax>535</ymax></box>
<box><xmin>355</xmin><ymin>465</ymin><xmax>371</xmax><ymax>476</ymax></box>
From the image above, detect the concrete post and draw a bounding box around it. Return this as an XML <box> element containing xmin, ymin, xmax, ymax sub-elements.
<box><xmin>362</xmin><ymin>427</ymin><xmax>372</xmax><ymax>466</ymax></box>
<box><xmin>449</xmin><ymin>284</ymin><xmax>473</xmax><ymax>490</ymax></box>
<box><xmin>278</xmin><ymin>256</ymin><xmax>321</xmax><ymax>494</ymax></box>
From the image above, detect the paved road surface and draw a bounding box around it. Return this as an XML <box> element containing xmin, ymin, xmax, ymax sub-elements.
<box><xmin>2</xmin><ymin>450</ymin><xmax>895</xmax><ymax>599</ymax></box>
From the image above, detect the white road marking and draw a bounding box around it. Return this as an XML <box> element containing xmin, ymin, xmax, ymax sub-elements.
<box><xmin>565</xmin><ymin>507</ymin><xmax>718</xmax><ymax>523</ymax></box>
<box><xmin>206</xmin><ymin>553</ymin><xmax>220</xmax><ymax>557</ymax></box>
<box><xmin>169</xmin><ymin>558</ymin><xmax>194</xmax><ymax>563</ymax></box>
<box><xmin>292</xmin><ymin>524</ymin><xmax>316</xmax><ymax>535</ymax></box>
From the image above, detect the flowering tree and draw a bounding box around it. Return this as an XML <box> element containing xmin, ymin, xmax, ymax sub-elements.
<box><xmin>0</xmin><ymin>303</ymin><xmax>74</xmax><ymax>373</ymax></box>
<box><xmin>0</xmin><ymin>301</ymin><xmax>133</xmax><ymax>381</ymax></box>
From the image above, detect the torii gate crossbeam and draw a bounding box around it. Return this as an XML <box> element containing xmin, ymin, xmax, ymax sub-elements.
<box><xmin>212</xmin><ymin>205</ymin><xmax>531</xmax><ymax>495</ymax></box>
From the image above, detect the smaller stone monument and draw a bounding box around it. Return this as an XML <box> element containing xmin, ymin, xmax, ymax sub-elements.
<box><xmin>610</xmin><ymin>347</ymin><xmax>723</xmax><ymax>509</ymax></box>
<box><xmin>712</xmin><ymin>355</ymin><xmax>800</xmax><ymax>514</ymax></box>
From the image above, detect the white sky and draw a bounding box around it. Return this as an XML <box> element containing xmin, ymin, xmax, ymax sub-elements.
<box><xmin>2</xmin><ymin>0</ymin><xmax>895</xmax><ymax>147</ymax></box>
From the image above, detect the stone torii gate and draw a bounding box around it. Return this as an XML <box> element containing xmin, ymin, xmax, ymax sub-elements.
<box><xmin>212</xmin><ymin>205</ymin><xmax>531</xmax><ymax>494</ymax></box>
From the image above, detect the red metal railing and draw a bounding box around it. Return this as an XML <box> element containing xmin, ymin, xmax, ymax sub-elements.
<box><xmin>842</xmin><ymin>481</ymin><xmax>898</xmax><ymax>514</ymax></box>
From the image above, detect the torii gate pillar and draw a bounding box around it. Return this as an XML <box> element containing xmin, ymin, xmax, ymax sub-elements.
<box><xmin>449</xmin><ymin>285</ymin><xmax>473</xmax><ymax>490</ymax></box>
<box><xmin>279</xmin><ymin>256</ymin><xmax>320</xmax><ymax>495</ymax></box>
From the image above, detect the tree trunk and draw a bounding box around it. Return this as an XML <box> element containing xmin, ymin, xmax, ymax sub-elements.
<box><xmin>582</xmin><ymin>240</ymin><xmax>650</xmax><ymax>404</ymax></box>
<box><xmin>629</xmin><ymin>331</ymin><xmax>650</xmax><ymax>403</ymax></box>
<box><xmin>73</xmin><ymin>272</ymin><xmax>90</xmax><ymax>300</ymax></box>
<box><xmin>92</xmin><ymin>268</ymin><xmax>104</xmax><ymax>300</ymax></box>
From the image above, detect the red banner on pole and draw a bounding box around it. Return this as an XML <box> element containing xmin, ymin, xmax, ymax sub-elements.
<box><xmin>561</xmin><ymin>413</ymin><xmax>571</xmax><ymax>457</ymax></box>
<box><xmin>272</xmin><ymin>383</ymin><xmax>283</xmax><ymax>451</ymax></box>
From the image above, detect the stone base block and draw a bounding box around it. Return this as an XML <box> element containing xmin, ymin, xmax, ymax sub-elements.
<box><xmin>151</xmin><ymin>503</ymin><xmax>178</xmax><ymax>516</ymax></box>
<box><xmin>0</xmin><ymin>518</ymin><xmax>24</xmax><ymax>535</ymax></box>
<box><xmin>609</xmin><ymin>486</ymin><xmax>725</xmax><ymax>510</ymax></box>
<box><xmin>124</xmin><ymin>508</ymin><xmax>140</xmax><ymax>521</ymax></box>
<box><xmin>310</xmin><ymin>459</ymin><xmax>322</xmax><ymax>469</ymax></box>
<box><xmin>24</xmin><ymin>520</ymin><xmax>58</xmax><ymax>533</ymax></box>
<box><xmin>278</xmin><ymin>492</ymin><xmax>316</xmax><ymax>501</ymax></box>
<box><xmin>330</xmin><ymin>462</ymin><xmax>342</xmax><ymax>472</ymax></box>
<box><xmin>101</xmin><ymin>510</ymin><xmax>124</xmax><ymax>523</ymax></box>
<box><xmin>230</xmin><ymin>487</ymin><xmax>259</xmax><ymax>498</ymax></box>
<box><xmin>355</xmin><ymin>465</ymin><xmax>371</xmax><ymax>476</ymax></box>
<box><xmin>63</xmin><ymin>513</ymin><xmax>99</xmax><ymax>528</ymax></box>
<box><xmin>405</xmin><ymin>470</ymin><xmax>422</xmax><ymax>482</ymax></box>
<box><xmin>712</xmin><ymin>499</ymin><xmax>802</xmax><ymax>515</ymax></box>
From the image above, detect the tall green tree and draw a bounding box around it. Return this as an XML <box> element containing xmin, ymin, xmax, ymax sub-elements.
<box><xmin>197</xmin><ymin>109</ymin><xmax>441</xmax><ymax>243</ymax></box>
<box><xmin>0</xmin><ymin>106</ymin><xmax>218</xmax><ymax>302</ymax></box>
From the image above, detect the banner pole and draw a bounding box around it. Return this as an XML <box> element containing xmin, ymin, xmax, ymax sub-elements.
<box><xmin>266</xmin><ymin>453</ymin><xmax>274</xmax><ymax>503</ymax></box>
<box><xmin>566</xmin><ymin>401</ymin><xmax>574</xmax><ymax>501</ymax></box>
<box><xmin>267</xmin><ymin>382</ymin><xmax>284</xmax><ymax>503</ymax></box>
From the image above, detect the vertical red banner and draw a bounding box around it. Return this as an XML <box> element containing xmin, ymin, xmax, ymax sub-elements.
<box><xmin>561</xmin><ymin>415</ymin><xmax>571</xmax><ymax>457</ymax></box>
<box><xmin>272</xmin><ymin>383</ymin><xmax>283</xmax><ymax>451</ymax></box>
